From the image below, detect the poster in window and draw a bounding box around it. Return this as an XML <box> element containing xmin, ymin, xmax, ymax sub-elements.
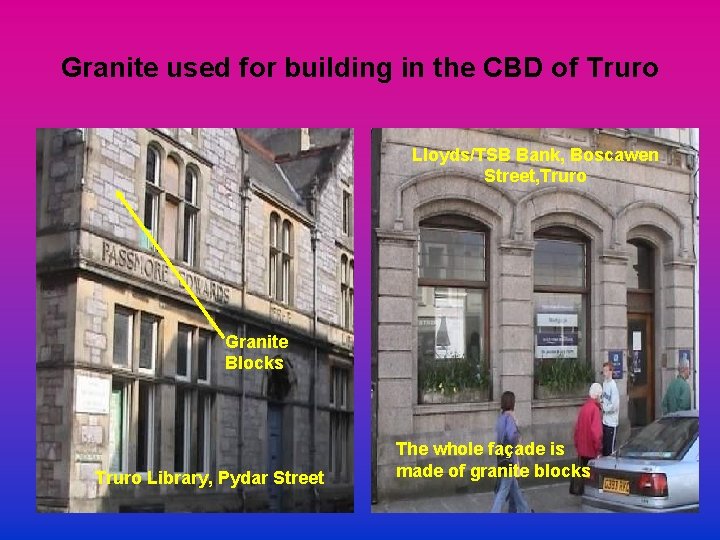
<box><xmin>434</xmin><ymin>292</ymin><xmax>465</xmax><ymax>359</ymax></box>
<box><xmin>535</xmin><ymin>312</ymin><xmax>578</xmax><ymax>358</ymax></box>
<box><xmin>679</xmin><ymin>349</ymin><xmax>692</xmax><ymax>370</ymax></box>
<box><xmin>609</xmin><ymin>350</ymin><xmax>623</xmax><ymax>379</ymax></box>
<box><xmin>632</xmin><ymin>331</ymin><xmax>642</xmax><ymax>351</ymax></box>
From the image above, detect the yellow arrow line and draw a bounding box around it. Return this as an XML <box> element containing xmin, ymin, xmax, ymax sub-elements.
<box><xmin>116</xmin><ymin>190</ymin><xmax>226</xmax><ymax>340</ymax></box>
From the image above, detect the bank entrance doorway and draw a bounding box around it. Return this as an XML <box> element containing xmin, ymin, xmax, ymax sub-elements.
<box><xmin>627</xmin><ymin>314</ymin><xmax>654</xmax><ymax>427</ymax></box>
<box><xmin>626</xmin><ymin>239</ymin><xmax>656</xmax><ymax>427</ymax></box>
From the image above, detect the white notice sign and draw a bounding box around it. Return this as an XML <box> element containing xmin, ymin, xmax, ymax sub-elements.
<box><xmin>75</xmin><ymin>375</ymin><xmax>111</xmax><ymax>414</ymax></box>
<box><xmin>535</xmin><ymin>345</ymin><xmax>579</xmax><ymax>358</ymax></box>
<box><xmin>632</xmin><ymin>331</ymin><xmax>642</xmax><ymax>351</ymax></box>
<box><xmin>537</xmin><ymin>313</ymin><xmax>578</xmax><ymax>327</ymax></box>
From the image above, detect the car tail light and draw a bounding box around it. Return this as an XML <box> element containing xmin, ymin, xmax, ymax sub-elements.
<box><xmin>587</xmin><ymin>467</ymin><xmax>598</xmax><ymax>487</ymax></box>
<box><xmin>637</xmin><ymin>473</ymin><xmax>668</xmax><ymax>497</ymax></box>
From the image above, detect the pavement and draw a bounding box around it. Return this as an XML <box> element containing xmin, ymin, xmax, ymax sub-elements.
<box><xmin>372</xmin><ymin>481</ymin><xmax>584</xmax><ymax>513</ymax></box>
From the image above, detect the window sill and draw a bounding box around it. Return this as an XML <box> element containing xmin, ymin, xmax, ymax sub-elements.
<box><xmin>532</xmin><ymin>397</ymin><xmax>585</xmax><ymax>409</ymax></box>
<box><xmin>413</xmin><ymin>401</ymin><xmax>499</xmax><ymax>416</ymax></box>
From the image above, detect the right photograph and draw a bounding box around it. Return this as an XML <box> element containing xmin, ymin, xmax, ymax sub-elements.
<box><xmin>370</xmin><ymin>128</ymin><xmax>699</xmax><ymax>513</ymax></box>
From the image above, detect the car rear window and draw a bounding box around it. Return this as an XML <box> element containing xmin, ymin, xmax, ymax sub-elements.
<box><xmin>616</xmin><ymin>416</ymin><xmax>698</xmax><ymax>459</ymax></box>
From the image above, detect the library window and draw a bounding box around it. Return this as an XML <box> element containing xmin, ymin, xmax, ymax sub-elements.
<box><xmin>139</xmin><ymin>315</ymin><xmax>158</xmax><ymax>373</ymax></box>
<box><xmin>342</xmin><ymin>190</ymin><xmax>353</xmax><ymax>236</ymax></box>
<box><xmin>183</xmin><ymin>167</ymin><xmax>198</xmax><ymax>265</ymax></box>
<box><xmin>197</xmin><ymin>393</ymin><xmax>212</xmax><ymax>473</ymax></box>
<box><xmin>269</xmin><ymin>214</ymin><xmax>293</xmax><ymax>304</ymax></box>
<box><xmin>174</xmin><ymin>388</ymin><xmax>192</xmax><ymax>472</ymax></box>
<box><xmin>112</xmin><ymin>308</ymin><xmax>133</xmax><ymax>368</ymax></box>
<box><xmin>142</xmin><ymin>143</ymin><xmax>201</xmax><ymax>261</ymax></box>
<box><xmin>142</xmin><ymin>145</ymin><xmax>162</xmax><ymax>250</ymax></box>
<box><xmin>109</xmin><ymin>381</ymin><xmax>129</xmax><ymax>471</ymax></box>
<box><xmin>177</xmin><ymin>324</ymin><xmax>193</xmax><ymax>380</ymax></box>
<box><xmin>329</xmin><ymin>367</ymin><xmax>350</xmax><ymax>482</ymax></box>
<box><xmin>136</xmin><ymin>383</ymin><xmax>155</xmax><ymax>472</ymax></box>
<box><xmin>198</xmin><ymin>331</ymin><xmax>211</xmax><ymax>384</ymax></box>
<box><xmin>340</xmin><ymin>255</ymin><xmax>354</xmax><ymax>329</ymax></box>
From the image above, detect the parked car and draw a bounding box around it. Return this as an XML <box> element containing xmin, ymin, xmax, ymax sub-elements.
<box><xmin>582</xmin><ymin>410</ymin><xmax>698</xmax><ymax>512</ymax></box>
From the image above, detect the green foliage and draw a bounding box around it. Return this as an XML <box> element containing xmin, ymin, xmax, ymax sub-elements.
<box><xmin>536</xmin><ymin>357</ymin><xmax>594</xmax><ymax>393</ymax></box>
<box><xmin>419</xmin><ymin>355</ymin><xmax>489</xmax><ymax>395</ymax></box>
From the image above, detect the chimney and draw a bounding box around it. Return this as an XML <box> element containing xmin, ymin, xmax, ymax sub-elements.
<box><xmin>300</xmin><ymin>128</ymin><xmax>311</xmax><ymax>151</ymax></box>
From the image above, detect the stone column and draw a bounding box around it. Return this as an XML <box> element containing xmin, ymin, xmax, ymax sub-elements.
<box><xmin>598</xmin><ymin>251</ymin><xmax>630</xmax><ymax>439</ymax></box>
<box><xmin>497</xmin><ymin>241</ymin><xmax>535</xmax><ymax>426</ymax></box>
<box><xmin>375</xmin><ymin>229</ymin><xmax>417</xmax><ymax>499</ymax></box>
<box><xmin>662</xmin><ymin>261</ymin><xmax>696</xmax><ymax>407</ymax></box>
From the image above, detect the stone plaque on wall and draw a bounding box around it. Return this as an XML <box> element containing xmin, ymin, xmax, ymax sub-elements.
<box><xmin>75</xmin><ymin>375</ymin><xmax>110</xmax><ymax>414</ymax></box>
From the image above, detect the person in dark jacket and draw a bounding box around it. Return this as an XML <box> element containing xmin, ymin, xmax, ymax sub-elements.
<box><xmin>661</xmin><ymin>358</ymin><xmax>692</xmax><ymax>414</ymax></box>
<box><xmin>490</xmin><ymin>391</ymin><xmax>532</xmax><ymax>513</ymax></box>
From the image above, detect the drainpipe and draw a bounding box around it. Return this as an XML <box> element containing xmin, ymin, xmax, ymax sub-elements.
<box><xmin>309</xmin><ymin>180</ymin><xmax>320</xmax><ymax>512</ymax></box>
<box><xmin>689</xmin><ymin>136</ymin><xmax>699</xmax><ymax>410</ymax></box>
<box><xmin>310</xmin><ymin>225</ymin><xmax>319</xmax><ymax>511</ymax></box>
<box><xmin>238</xmin><ymin>156</ymin><xmax>251</xmax><ymax>510</ymax></box>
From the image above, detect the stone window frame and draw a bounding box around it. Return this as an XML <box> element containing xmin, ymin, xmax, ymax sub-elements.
<box><xmin>416</xmin><ymin>214</ymin><xmax>491</xmax><ymax>405</ymax></box>
<box><xmin>196</xmin><ymin>391</ymin><xmax>213</xmax><ymax>474</ymax></box>
<box><xmin>172</xmin><ymin>323</ymin><xmax>217</xmax><ymax>474</ymax></box>
<box><xmin>176</xmin><ymin>323</ymin><xmax>194</xmax><ymax>381</ymax></box>
<box><xmin>136</xmin><ymin>381</ymin><xmax>156</xmax><ymax>474</ymax></box>
<box><xmin>110</xmin><ymin>381</ymin><xmax>159</xmax><ymax>476</ymax></box>
<box><xmin>342</xmin><ymin>188</ymin><xmax>353</xmax><ymax>237</ymax></box>
<box><xmin>268</xmin><ymin>211</ymin><xmax>294</xmax><ymax>305</ymax></box>
<box><xmin>340</xmin><ymin>252</ymin><xmax>354</xmax><ymax>330</ymax></box>
<box><xmin>110</xmin><ymin>304</ymin><xmax>165</xmax><ymax>475</ymax></box>
<box><xmin>142</xmin><ymin>144</ymin><xmax>163</xmax><ymax>251</ymax></box>
<box><xmin>182</xmin><ymin>165</ymin><xmax>200</xmax><ymax>266</ymax></box>
<box><xmin>532</xmin><ymin>226</ymin><xmax>592</xmax><ymax>399</ymax></box>
<box><xmin>174</xmin><ymin>386</ymin><xmax>192</xmax><ymax>472</ymax></box>
<box><xmin>197</xmin><ymin>330</ymin><xmax>212</xmax><ymax>385</ymax></box>
<box><xmin>626</xmin><ymin>239</ymin><xmax>655</xmax><ymax>293</ymax></box>
<box><xmin>142</xmin><ymin>141</ymin><xmax>202</xmax><ymax>267</ymax></box>
<box><xmin>110</xmin><ymin>379</ymin><xmax>130</xmax><ymax>472</ymax></box>
<box><xmin>138</xmin><ymin>313</ymin><xmax>159</xmax><ymax>375</ymax></box>
<box><xmin>112</xmin><ymin>306</ymin><xmax>134</xmax><ymax>369</ymax></box>
<box><xmin>329</xmin><ymin>364</ymin><xmax>351</xmax><ymax>482</ymax></box>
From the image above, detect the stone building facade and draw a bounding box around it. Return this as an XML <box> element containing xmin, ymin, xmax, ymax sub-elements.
<box><xmin>36</xmin><ymin>128</ymin><xmax>354</xmax><ymax>512</ymax></box>
<box><xmin>371</xmin><ymin>128</ymin><xmax>698</xmax><ymax>500</ymax></box>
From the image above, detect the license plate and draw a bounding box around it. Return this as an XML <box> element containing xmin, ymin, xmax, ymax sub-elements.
<box><xmin>602</xmin><ymin>477</ymin><xmax>630</xmax><ymax>495</ymax></box>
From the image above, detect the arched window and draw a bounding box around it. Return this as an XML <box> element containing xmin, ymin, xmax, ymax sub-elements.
<box><xmin>142</xmin><ymin>146</ymin><xmax>162</xmax><ymax>250</ymax></box>
<box><xmin>269</xmin><ymin>215</ymin><xmax>292</xmax><ymax>304</ymax></box>
<box><xmin>183</xmin><ymin>167</ymin><xmax>199</xmax><ymax>265</ymax></box>
<box><xmin>533</xmin><ymin>227</ymin><xmax>592</xmax><ymax>399</ymax></box>
<box><xmin>162</xmin><ymin>156</ymin><xmax>181</xmax><ymax>256</ymax></box>
<box><xmin>627</xmin><ymin>240</ymin><xmax>654</xmax><ymax>291</ymax></box>
<box><xmin>146</xmin><ymin>146</ymin><xmax>160</xmax><ymax>185</ymax></box>
<box><xmin>269</xmin><ymin>213</ymin><xmax>280</xmax><ymax>299</ymax></box>
<box><xmin>281</xmin><ymin>221</ymin><xmax>292</xmax><ymax>303</ymax></box>
<box><xmin>341</xmin><ymin>254</ymin><xmax>354</xmax><ymax>329</ymax></box>
<box><xmin>417</xmin><ymin>215</ymin><xmax>489</xmax><ymax>404</ymax></box>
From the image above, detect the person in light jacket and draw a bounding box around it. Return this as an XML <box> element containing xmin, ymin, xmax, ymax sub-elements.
<box><xmin>601</xmin><ymin>362</ymin><xmax>620</xmax><ymax>456</ymax></box>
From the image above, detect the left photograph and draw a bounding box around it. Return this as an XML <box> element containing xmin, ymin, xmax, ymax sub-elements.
<box><xmin>36</xmin><ymin>128</ymin><xmax>354</xmax><ymax>513</ymax></box>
